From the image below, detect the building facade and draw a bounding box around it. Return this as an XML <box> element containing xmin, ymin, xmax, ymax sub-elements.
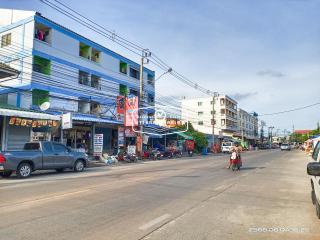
<box><xmin>234</xmin><ymin>108</ymin><xmax>259</xmax><ymax>146</ymax></box>
<box><xmin>180</xmin><ymin>95</ymin><xmax>238</xmax><ymax>145</ymax></box>
<box><xmin>0</xmin><ymin>9</ymin><xmax>155</xmax><ymax>151</ymax></box>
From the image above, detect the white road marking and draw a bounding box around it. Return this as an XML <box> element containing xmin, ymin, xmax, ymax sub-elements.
<box><xmin>139</xmin><ymin>214</ymin><xmax>171</xmax><ymax>230</ymax></box>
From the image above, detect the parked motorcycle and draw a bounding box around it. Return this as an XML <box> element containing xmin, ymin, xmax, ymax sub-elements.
<box><xmin>124</xmin><ymin>152</ymin><xmax>138</xmax><ymax>163</ymax></box>
<box><xmin>149</xmin><ymin>148</ymin><xmax>163</xmax><ymax>160</ymax></box>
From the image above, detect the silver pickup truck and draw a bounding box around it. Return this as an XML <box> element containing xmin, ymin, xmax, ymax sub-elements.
<box><xmin>0</xmin><ymin>141</ymin><xmax>88</xmax><ymax>178</ymax></box>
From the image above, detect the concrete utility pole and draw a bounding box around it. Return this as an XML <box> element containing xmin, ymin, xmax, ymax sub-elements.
<box><xmin>139</xmin><ymin>49</ymin><xmax>150</xmax><ymax>157</ymax></box>
<box><xmin>211</xmin><ymin>92</ymin><xmax>218</xmax><ymax>152</ymax></box>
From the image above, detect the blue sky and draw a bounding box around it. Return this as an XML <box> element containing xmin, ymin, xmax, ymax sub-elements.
<box><xmin>1</xmin><ymin>0</ymin><xmax>320</xmax><ymax>131</ymax></box>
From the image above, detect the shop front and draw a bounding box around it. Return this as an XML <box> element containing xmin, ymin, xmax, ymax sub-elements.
<box><xmin>61</xmin><ymin>114</ymin><xmax>121</xmax><ymax>155</ymax></box>
<box><xmin>0</xmin><ymin>107</ymin><xmax>60</xmax><ymax>150</ymax></box>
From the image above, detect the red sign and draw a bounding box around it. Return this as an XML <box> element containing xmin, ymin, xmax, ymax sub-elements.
<box><xmin>116</xmin><ymin>96</ymin><xmax>125</xmax><ymax>114</ymax></box>
<box><xmin>124</xmin><ymin>96</ymin><xmax>139</xmax><ymax>127</ymax></box>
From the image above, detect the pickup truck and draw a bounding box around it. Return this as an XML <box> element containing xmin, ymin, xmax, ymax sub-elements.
<box><xmin>0</xmin><ymin>141</ymin><xmax>88</xmax><ymax>178</ymax></box>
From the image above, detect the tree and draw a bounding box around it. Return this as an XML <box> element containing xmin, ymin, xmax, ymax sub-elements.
<box><xmin>177</xmin><ymin>122</ymin><xmax>208</xmax><ymax>152</ymax></box>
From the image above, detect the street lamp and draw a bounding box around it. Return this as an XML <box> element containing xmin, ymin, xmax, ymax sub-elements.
<box><xmin>154</xmin><ymin>68</ymin><xmax>173</xmax><ymax>82</ymax></box>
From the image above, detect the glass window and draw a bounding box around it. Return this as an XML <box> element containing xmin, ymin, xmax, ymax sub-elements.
<box><xmin>1</xmin><ymin>33</ymin><xmax>11</xmax><ymax>48</ymax></box>
<box><xmin>33</xmin><ymin>56</ymin><xmax>51</xmax><ymax>75</ymax></box>
<box><xmin>42</xmin><ymin>142</ymin><xmax>53</xmax><ymax>153</ymax></box>
<box><xmin>197</xmin><ymin>102</ymin><xmax>202</xmax><ymax>106</ymax></box>
<box><xmin>129</xmin><ymin>67</ymin><xmax>139</xmax><ymax>79</ymax></box>
<box><xmin>119</xmin><ymin>61</ymin><xmax>128</xmax><ymax>74</ymax></box>
<box><xmin>24</xmin><ymin>142</ymin><xmax>40</xmax><ymax>150</ymax></box>
<box><xmin>53</xmin><ymin>143</ymin><xmax>67</xmax><ymax>153</ymax></box>
<box><xmin>198</xmin><ymin>121</ymin><xmax>203</xmax><ymax>125</ymax></box>
<box><xmin>313</xmin><ymin>142</ymin><xmax>320</xmax><ymax>161</ymax></box>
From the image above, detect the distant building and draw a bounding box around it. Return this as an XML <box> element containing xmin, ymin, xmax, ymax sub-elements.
<box><xmin>234</xmin><ymin>108</ymin><xmax>259</xmax><ymax>145</ymax></box>
<box><xmin>180</xmin><ymin>95</ymin><xmax>238</xmax><ymax>145</ymax></box>
<box><xmin>294</xmin><ymin>130</ymin><xmax>312</xmax><ymax>135</ymax></box>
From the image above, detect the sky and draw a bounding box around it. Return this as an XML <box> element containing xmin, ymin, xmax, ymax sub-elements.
<box><xmin>1</xmin><ymin>0</ymin><xmax>320</xmax><ymax>132</ymax></box>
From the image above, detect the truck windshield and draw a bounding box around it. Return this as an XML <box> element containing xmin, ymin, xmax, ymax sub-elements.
<box><xmin>24</xmin><ymin>143</ymin><xmax>40</xmax><ymax>150</ymax></box>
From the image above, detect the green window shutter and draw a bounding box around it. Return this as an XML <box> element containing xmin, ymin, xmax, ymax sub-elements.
<box><xmin>32</xmin><ymin>89</ymin><xmax>49</xmax><ymax>106</ymax></box>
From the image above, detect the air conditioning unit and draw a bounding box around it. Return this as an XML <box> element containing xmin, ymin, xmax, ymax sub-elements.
<box><xmin>91</xmin><ymin>103</ymin><xmax>101</xmax><ymax>114</ymax></box>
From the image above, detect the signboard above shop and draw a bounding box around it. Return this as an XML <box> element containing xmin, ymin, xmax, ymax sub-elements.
<box><xmin>62</xmin><ymin>112</ymin><xmax>72</xmax><ymax>129</ymax></box>
<box><xmin>9</xmin><ymin>117</ymin><xmax>58</xmax><ymax>128</ymax></box>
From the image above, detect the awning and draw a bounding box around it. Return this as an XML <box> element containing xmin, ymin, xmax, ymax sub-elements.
<box><xmin>176</xmin><ymin>132</ymin><xmax>193</xmax><ymax>140</ymax></box>
<box><xmin>0</xmin><ymin>63</ymin><xmax>20</xmax><ymax>79</ymax></box>
<box><xmin>72</xmin><ymin>113</ymin><xmax>122</xmax><ymax>124</ymax></box>
<box><xmin>0</xmin><ymin>107</ymin><xmax>59</xmax><ymax>120</ymax></box>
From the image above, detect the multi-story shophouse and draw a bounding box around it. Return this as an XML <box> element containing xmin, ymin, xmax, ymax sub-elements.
<box><xmin>234</xmin><ymin>108</ymin><xmax>259</xmax><ymax>147</ymax></box>
<box><xmin>181</xmin><ymin>95</ymin><xmax>238</xmax><ymax>146</ymax></box>
<box><xmin>0</xmin><ymin>9</ymin><xmax>155</xmax><ymax>151</ymax></box>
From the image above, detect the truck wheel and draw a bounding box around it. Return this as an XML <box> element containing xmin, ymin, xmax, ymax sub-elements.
<box><xmin>74</xmin><ymin>160</ymin><xmax>85</xmax><ymax>172</ymax></box>
<box><xmin>0</xmin><ymin>170</ymin><xmax>13</xmax><ymax>178</ymax></box>
<box><xmin>17</xmin><ymin>163</ymin><xmax>32</xmax><ymax>178</ymax></box>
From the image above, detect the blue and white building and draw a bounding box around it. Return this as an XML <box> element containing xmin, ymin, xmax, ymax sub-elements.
<box><xmin>0</xmin><ymin>9</ymin><xmax>155</xmax><ymax>151</ymax></box>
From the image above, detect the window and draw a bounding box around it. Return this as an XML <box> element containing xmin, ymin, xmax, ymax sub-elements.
<box><xmin>33</xmin><ymin>56</ymin><xmax>51</xmax><ymax>75</ymax></box>
<box><xmin>197</xmin><ymin>102</ymin><xmax>202</xmax><ymax>106</ymax></box>
<box><xmin>221</xmin><ymin>119</ymin><xmax>225</xmax><ymax>126</ymax></box>
<box><xmin>79</xmin><ymin>42</ymin><xmax>91</xmax><ymax>59</ymax></box>
<box><xmin>119</xmin><ymin>84</ymin><xmax>128</xmax><ymax>96</ymax></box>
<box><xmin>198</xmin><ymin>121</ymin><xmax>204</xmax><ymax>126</ymax></box>
<box><xmin>42</xmin><ymin>142</ymin><xmax>53</xmax><ymax>154</ymax></box>
<box><xmin>78</xmin><ymin>101</ymin><xmax>90</xmax><ymax>114</ymax></box>
<box><xmin>210</xmin><ymin>101</ymin><xmax>214</xmax><ymax>105</ymax></box>
<box><xmin>147</xmin><ymin>74</ymin><xmax>154</xmax><ymax>84</ymax></box>
<box><xmin>198</xmin><ymin>111</ymin><xmax>203</xmax><ymax>116</ymax></box>
<box><xmin>91</xmin><ymin>74</ymin><xmax>101</xmax><ymax>89</ymax></box>
<box><xmin>129</xmin><ymin>89</ymin><xmax>138</xmax><ymax>96</ymax></box>
<box><xmin>32</xmin><ymin>89</ymin><xmax>49</xmax><ymax>106</ymax></box>
<box><xmin>24</xmin><ymin>142</ymin><xmax>40</xmax><ymax>150</ymax></box>
<box><xmin>211</xmin><ymin>119</ymin><xmax>215</xmax><ymax>125</ymax></box>
<box><xmin>129</xmin><ymin>67</ymin><xmax>139</xmax><ymax>79</ymax></box>
<box><xmin>1</xmin><ymin>33</ymin><xmax>11</xmax><ymax>48</ymax></box>
<box><xmin>220</xmin><ymin>109</ymin><xmax>225</xmax><ymax>114</ymax></box>
<box><xmin>91</xmin><ymin>48</ymin><xmax>101</xmax><ymax>63</ymax></box>
<box><xmin>313</xmin><ymin>142</ymin><xmax>320</xmax><ymax>161</ymax></box>
<box><xmin>52</xmin><ymin>143</ymin><xmax>67</xmax><ymax>153</ymax></box>
<box><xmin>119</xmin><ymin>61</ymin><xmax>127</xmax><ymax>74</ymax></box>
<box><xmin>34</xmin><ymin>23</ymin><xmax>51</xmax><ymax>44</ymax></box>
<box><xmin>211</xmin><ymin>110</ymin><xmax>215</xmax><ymax>115</ymax></box>
<box><xmin>79</xmin><ymin>71</ymin><xmax>90</xmax><ymax>86</ymax></box>
<box><xmin>148</xmin><ymin>94</ymin><xmax>154</xmax><ymax>103</ymax></box>
<box><xmin>220</xmin><ymin>99</ymin><xmax>225</xmax><ymax>105</ymax></box>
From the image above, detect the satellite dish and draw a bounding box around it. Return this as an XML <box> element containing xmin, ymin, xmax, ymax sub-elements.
<box><xmin>39</xmin><ymin>101</ymin><xmax>50</xmax><ymax>111</ymax></box>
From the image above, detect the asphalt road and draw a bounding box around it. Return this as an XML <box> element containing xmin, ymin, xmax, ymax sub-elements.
<box><xmin>0</xmin><ymin>150</ymin><xmax>319</xmax><ymax>240</ymax></box>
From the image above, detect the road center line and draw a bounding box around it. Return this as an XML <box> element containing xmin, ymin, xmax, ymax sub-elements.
<box><xmin>139</xmin><ymin>214</ymin><xmax>171</xmax><ymax>231</ymax></box>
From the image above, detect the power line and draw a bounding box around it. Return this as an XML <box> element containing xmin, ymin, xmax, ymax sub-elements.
<box><xmin>39</xmin><ymin>0</ymin><xmax>217</xmax><ymax>97</ymax></box>
<box><xmin>260</xmin><ymin>102</ymin><xmax>320</xmax><ymax>116</ymax></box>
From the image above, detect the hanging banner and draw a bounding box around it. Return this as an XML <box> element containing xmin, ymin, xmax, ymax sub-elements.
<box><xmin>93</xmin><ymin>134</ymin><xmax>104</xmax><ymax>156</ymax></box>
<box><xmin>62</xmin><ymin>112</ymin><xmax>72</xmax><ymax>129</ymax></box>
<box><xmin>116</xmin><ymin>96</ymin><xmax>125</xmax><ymax>114</ymax></box>
<box><xmin>124</xmin><ymin>96</ymin><xmax>139</xmax><ymax>127</ymax></box>
<box><xmin>118</xmin><ymin>126</ymin><xmax>125</xmax><ymax>147</ymax></box>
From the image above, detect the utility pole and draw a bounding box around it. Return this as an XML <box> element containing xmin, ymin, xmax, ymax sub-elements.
<box><xmin>211</xmin><ymin>92</ymin><xmax>218</xmax><ymax>152</ymax></box>
<box><xmin>139</xmin><ymin>49</ymin><xmax>150</xmax><ymax>158</ymax></box>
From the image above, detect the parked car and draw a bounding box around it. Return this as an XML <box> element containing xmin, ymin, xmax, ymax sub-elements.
<box><xmin>0</xmin><ymin>141</ymin><xmax>88</xmax><ymax>178</ymax></box>
<box><xmin>221</xmin><ymin>142</ymin><xmax>235</xmax><ymax>154</ymax></box>
<box><xmin>307</xmin><ymin>141</ymin><xmax>320</xmax><ymax>218</ymax></box>
<box><xmin>280</xmin><ymin>143</ymin><xmax>291</xmax><ymax>151</ymax></box>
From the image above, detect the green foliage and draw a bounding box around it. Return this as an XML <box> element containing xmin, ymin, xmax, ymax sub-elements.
<box><xmin>177</xmin><ymin>122</ymin><xmax>208</xmax><ymax>152</ymax></box>
<box><xmin>290</xmin><ymin>124</ymin><xmax>320</xmax><ymax>143</ymax></box>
